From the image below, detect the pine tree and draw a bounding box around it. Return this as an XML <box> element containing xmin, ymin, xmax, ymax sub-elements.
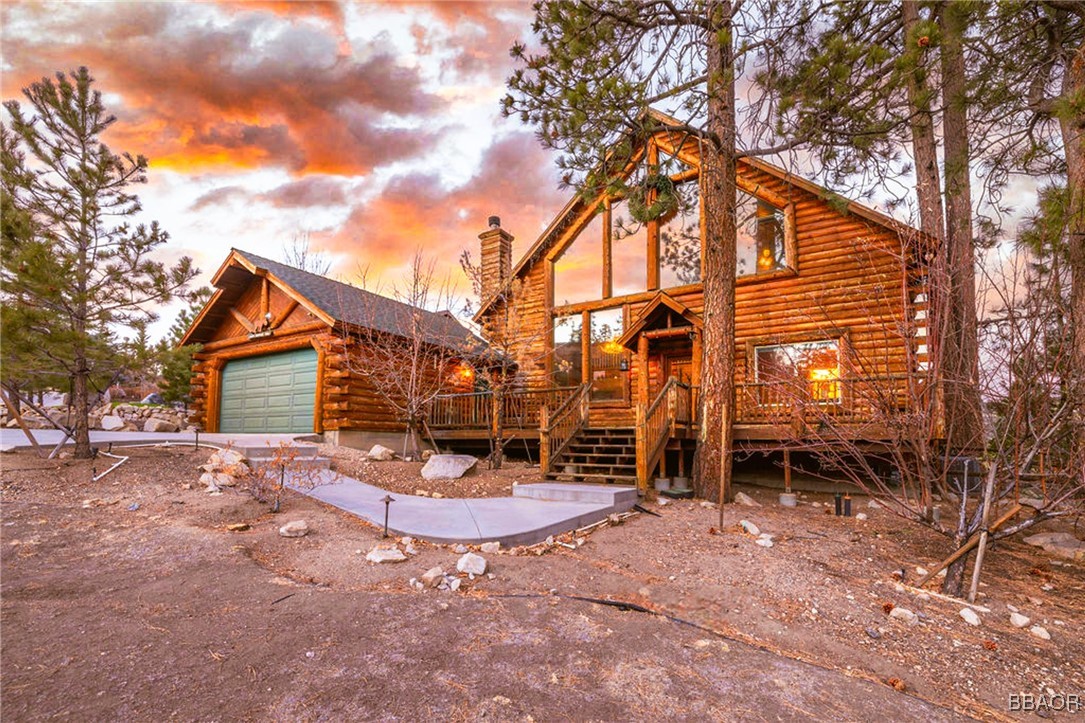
<box><xmin>504</xmin><ymin>0</ymin><xmax>814</xmax><ymax>503</ymax></box>
<box><xmin>1</xmin><ymin>68</ymin><xmax>198</xmax><ymax>457</ymax></box>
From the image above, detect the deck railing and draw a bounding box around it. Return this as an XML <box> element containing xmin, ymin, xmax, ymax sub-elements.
<box><xmin>539</xmin><ymin>383</ymin><xmax>591</xmax><ymax>474</ymax></box>
<box><xmin>636</xmin><ymin>377</ymin><xmax>693</xmax><ymax>489</ymax></box>
<box><xmin>735</xmin><ymin>374</ymin><xmax>919</xmax><ymax>425</ymax></box>
<box><xmin>428</xmin><ymin>386</ymin><xmax>578</xmax><ymax>432</ymax></box>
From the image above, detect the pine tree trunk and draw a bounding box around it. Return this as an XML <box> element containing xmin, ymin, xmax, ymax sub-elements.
<box><xmin>72</xmin><ymin>354</ymin><xmax>92</xmax><ymax>459</ymax></box>
<box><xmin>937</xmin><ymin>2</ymin><xmax>985</xmax><ymax>456</ymax></box>
<box><xmin>902</xmin><ymin>0</ymin><xmax>945</xmax><ymax>240</ymax></box>
<box><xmin>694</xmin><ymin>0</ymin><xmax>737</xmax><ymax>504</ymax></box>
<box><xmin>1060</xmin><ymin>39</ymin><xmax>1085</xmax><ymax>464</ymax></box>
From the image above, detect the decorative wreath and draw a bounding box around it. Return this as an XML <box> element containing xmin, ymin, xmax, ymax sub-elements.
<box><xmin>627</xmin><ymin>172</ymin><xmax>679</xmax><ymax>224</ymax></box>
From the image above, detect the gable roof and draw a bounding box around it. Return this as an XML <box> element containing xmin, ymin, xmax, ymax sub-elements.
<box><xmin>616</xmin><ymin>292</ymin><xmax>702</xmax><ymax>350</ymax></box>
<box><xmin>181</xmin><ymin>249</ymin><xmax>487</xmax><ymax>356</ymax></box>
<box><xmin>474</xmin><ymin>109</ymin><xmax>927</xmax><ymax>321</ymax></box>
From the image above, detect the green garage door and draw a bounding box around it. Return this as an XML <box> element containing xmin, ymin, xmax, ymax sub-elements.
<box><xmin>219</xmin><ymin>348</ymin><xmax>318</xmax><ymax>433</ymax></box>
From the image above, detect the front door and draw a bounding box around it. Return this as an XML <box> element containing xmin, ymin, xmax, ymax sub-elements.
<box><xmin>666</xmin><ymin>356</ymin><xmax>693</xmax><ymax>386</ymax></box>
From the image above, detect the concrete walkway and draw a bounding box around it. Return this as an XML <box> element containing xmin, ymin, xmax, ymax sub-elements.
<box><xmin>296</xmin><ymin>472</ymin><xmax>637</xmax><ymax>546</ymax></box>
<box><xmin>2</xmin><ymin>429</ymin><xmax>639</xmax><ymax>546</ymax></box>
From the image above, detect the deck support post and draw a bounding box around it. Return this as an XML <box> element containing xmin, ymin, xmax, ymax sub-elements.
<box><xmin>539</xmin><ymin>405</ymin><xmax>550</xmax><ymax>474</ymax></box>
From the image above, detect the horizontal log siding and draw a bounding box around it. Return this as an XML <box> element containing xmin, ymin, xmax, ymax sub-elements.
<box><xmin>483</xmin><ymin>157</ymin><xmax>915</xmax><ymax>433</ymax></box>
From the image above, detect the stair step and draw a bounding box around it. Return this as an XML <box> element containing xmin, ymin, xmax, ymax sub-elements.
<box><xmin>544</xmin><ymin>473</ymin><xmax>638</xmax><ymax>485</ymax></box>
<box><xmin>514</xmin><ymin>482</ymin><xmax>636</xmax><ymax>506</ymax></box>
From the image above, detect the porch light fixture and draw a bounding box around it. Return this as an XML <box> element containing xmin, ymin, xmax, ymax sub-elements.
<box><xmin>619</xmin><ymin>358</ymin><xmax>629</xmax><ymax>372</ymax></box>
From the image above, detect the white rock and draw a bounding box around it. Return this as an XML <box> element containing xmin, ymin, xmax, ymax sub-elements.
<box><xmin>143</xmin><ymin>418</ymin><xmax>179</xmax><ymax>433</ymax></box>
<box><xmin>415</xmin><ymin>489</ymin><xmax>431</xmax><ymax>497</ymax></box>
<box><xmin>420</xmin><ymin>454</ymin><xmax>478</xmax><ymax>481</ymax></box>
<box><xmin>456</xmin><ymin>552</ymin><xmax>487</xmax><ymax>576</ymax></box>
<box><xmin>1010</xmin><ymin>613</ymin><xmax>1031</xmax><ymax>628</ymax></box>
<box><xmin>1029</xmin><ymin>625</ymin><xmax>1051</xmax><ymax>640</ymax></box>
<box><xmin>367</xmin><ymin>444</ymin><xmax>396</xmax><ymax>461</ymax></box>
<box><xmin>400</xmin><ymin>536</ymin><xmax>414</xmax><ymax>546</ymax></box>
<box><xmin>201</xmin><ymin>471</ymin><xmax>237</xmax><ymax>489</ymax></box>
<box><xmin>404</xmin><ymin>544</ymin><xmax>418</xmax><ymax>555</ymax></box>
<box><xmin>449</xmin><ymin>578</ymin><xmax>462</xmax><ymax>592</ymax></box>
<box><xmin>739</xmin><ymin>519</ymin><xmax>760</xmax><ymax>536</ymax></box>
<box><xmin>855</xmin><ymin>512</ymin><xmax>868</xmax><ymax>521</ymax></box>
<box><xmin>916</xmin><ymin>566</ymin><xmax>929</xmax><ymax>577</ymax></box>
<box><xmin>658</xmin><ymin>498</ymin><xmax>670</xmax><ymax>506</ymax></box>
<box><xmin>959</xmin><ymin>608</ymin><xmax>981</xmax><ymax>626</ymax></box>
<box><xmin>210</xmin><ymin>449</ymin><xmax>246</xmax><ymax>467</ymax></box>
<box><xmin>700</xmin><ymin>500</ymin><xmax>718</xmax><ymax>509</ymax></box>
<box><xmin>480</xmin><ymin>541</ymin><xmax>501</xmax><ymax>554</ymax></box>
<box><xmin>366</xmin><ymin>547</ymin><xmax>407</xmax><ymax>563</ymax></box>
<box><xmin>421</xmin><ymin>566</ymin><xmax>444</xmax><ymax>588</ymax></box>
<box><xmin>733</xmin><ymin>491</ymin><xmax>760</xmax><ymax>507</ymax></box>
<box><xmin>889</xmin><ymin>607</ymin><xmax>918</xmax><ymax>625</ymax></box>
<box><xmin>1023</xmin><ymin>532</ymin><xmax>1085</xmax><ymax>561</ymax></box>
<box><xmin>452</xmin><ymin>544</ymin><xmax>468</xmax><ymax>554</ymax></box>
<box><xmin>279</xmin><ymin>520</ymin><xmax>309</xmax><ymax>538</ymax></box>
<box><xmin>810</xmin><ymin>502</ymin><xmax>822</xmax><ymax>508</ymax></box>
<box><xmin>755</xmin><ymin>538</ymin><xmax>774</xmax><ymax>548</ymax></box>
<box><xmin>100</xmin><ymin>415</ymin><xmax>125</xmax><ymax>431</ymax></box>
<box><xmin>1007</xmin><ymin>604</ymin><xmax>1019</xmax><ymax>613</ymax></box>
<box><xmin>868</xmin><ymin>499</ymin><xmax>883</xmax><ymax>509</ymax></box>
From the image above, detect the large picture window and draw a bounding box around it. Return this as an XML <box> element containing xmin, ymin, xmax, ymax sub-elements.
<box><xmin>660</xmin><ymin>182</ymin><xmax>702</xmax><ymax>288</ymax></box>
<box><xmin>552</xmin><ymin>314</ymin><xmax>583</xmax><ymax>388</ymax></box>
<box><xmin>553</xmin><ymin>208</ymin><xmax>604</xmax><ymax>306</ymax></box>
<box><xmin>737</xmin><ymin>190</ymin><xmax>788</xmax><ymax>278</ymax></box>
<box><xmin>755</xmin><ymin>340</ymin><xmax>841</xmax><ymax>403</ymax></box>
<box><xmin>588</xmin><ymin>308</ymin><xmax>628</xmax><ymax>401</ymax></box>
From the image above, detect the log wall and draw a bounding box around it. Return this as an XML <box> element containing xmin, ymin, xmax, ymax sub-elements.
<box><xmin>482</xmin><ymin>152</ymin><xmax>919</xmax><ymax>436</ymax></box>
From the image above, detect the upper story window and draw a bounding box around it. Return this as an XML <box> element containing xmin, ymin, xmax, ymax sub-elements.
<box><xmin>660</xmin><ymin>182</ymin><xmax>702</xmax><ymax>288</ymax></box>
<box><xmin>737</xmin><ymin>190</ymin><xmax>788</xmax><ymax>278</ymax></box>
<box><xmin>551</xmin><ymin>142</ymin><xmax>798</xmax><ymax>311</ymax></box>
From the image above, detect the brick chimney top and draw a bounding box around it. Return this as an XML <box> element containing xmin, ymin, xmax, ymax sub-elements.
<box><xmin>478</xmin><ymin>217</ymin><xmax>513</xmax><ymax>305</ymax></box>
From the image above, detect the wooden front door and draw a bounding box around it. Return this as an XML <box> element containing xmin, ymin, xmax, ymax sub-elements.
<box><xmin>666</xmin><ymin>356</ymin><xmax>693</xmax><ymax>386</ymax></box>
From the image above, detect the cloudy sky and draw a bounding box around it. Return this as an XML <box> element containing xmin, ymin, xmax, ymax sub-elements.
<box><xmin>1</xmin><ymin>1</ymin><xmax>567</xmax><ymax>338</ymax></box>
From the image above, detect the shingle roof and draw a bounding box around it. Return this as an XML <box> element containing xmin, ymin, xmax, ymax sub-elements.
<box><xmin>224</xmin><ymin>250</ymin><xmax>488</xmax><ymax>356</ymax></box>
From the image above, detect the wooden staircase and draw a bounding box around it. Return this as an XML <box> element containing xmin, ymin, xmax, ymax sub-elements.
<box><xmin>543</xmin><ymin>427</ymin><xmax>637</xmax><ymax>485</ymax></box>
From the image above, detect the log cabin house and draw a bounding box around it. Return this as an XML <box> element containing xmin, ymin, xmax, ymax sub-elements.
<box><xmin>181</xmin><ymin>249</ymin><xmax>487</xmax><ymax>450</ymax></box>
<box><xmin>429</xmin><ymin>111</ymin><xmax>932</xmax><ymax>491</ymax></box>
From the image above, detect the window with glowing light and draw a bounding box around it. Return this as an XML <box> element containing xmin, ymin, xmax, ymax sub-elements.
<box><xmin>737</xmin><ymin>190</ymin><xmax>788</xmax><ymax>278</ymax></box>
<box><xmin>589</xmin><ymin>307</ymin><xmax>628</xmax><ymax>401</ymax></box>
<box><xmin>754</xmin><ymin>340</ymin><xmax>841</xmax><ymax>403</ymax></box>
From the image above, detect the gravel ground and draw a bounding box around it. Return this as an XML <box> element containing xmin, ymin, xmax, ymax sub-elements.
<box><xmin>2</xmin><ymin>447</ymin><xmax>1082</xmax><ymax>721</ymax></box>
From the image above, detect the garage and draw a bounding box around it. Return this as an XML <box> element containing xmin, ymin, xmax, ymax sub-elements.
<box><xmin>219</xmin><ymin>348</ymin><xmax>318</xmax><ymax>433</ymax></box>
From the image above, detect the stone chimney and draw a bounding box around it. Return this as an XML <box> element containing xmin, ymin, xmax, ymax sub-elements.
<box><xmin>478</xmin><ymin>215</ymin><xmax>513</xmax><ymax>304</ymax></box>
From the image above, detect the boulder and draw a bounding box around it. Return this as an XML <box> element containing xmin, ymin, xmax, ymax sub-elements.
<box><xmin>368</xmin><ymin>444</ymin><xmax>397</xmax><ymax>461</ymax></box>
<box><xmin>733</xmin><ymin>491</ymin><xmax>760</xmax><ymax>507</ymax></box>
<box><xmin>1010</xmin><ymin>613</ymin><xmax>1031</xmax><ymax>628</ymax></box>
<box><xmin>100</xmin><ymin>415</ymin><xmax>125</xmax><ymax>431</ymax></box>
<box><xmin>366</xmin><ymin>547</ymin><xmax>407</xmax><ymax>563</ymax></box>
<box><xmin>420</xmin><ymin>454</ymin><xmax>478</xmax><ymax>481</ymax></box>
<box><xmin>456</xmin><ymin>552</ymin><xmax>487</xmax><ymax>576</ymax></box>
<box><xmin>200</xmin><ymin>472</ymin><xmax>236</xmax><ymax>490</ymax></box>
<box><xmin>1023</xmin><ymin>532</ymin><xmax>1085</xmax><ymax>561</ymax></box>
<box><xmin>480</xmin><ymin>541</ymin><xmax>501</xmax><ymax>554</ymax></box>
<box><xmin>279</xmin><ymin>520</ymin><xmax>309</xmax><ymax>538</ymax></box>
<box><xmin>143</xmin><ymin>418</ymin><xmax>179</xmax><ymax>433</ymax></box>
<box><xmin>421</xmin><ymin>566</ymin><xmax>445</xmax><ymax>588</ymax></box>
<box><xmin>209</xmin><ymin>449</ymin><xmax>247</xmax><ymax>468</ymax></box>
<box><xmin>959</xmin><ymin>608</ymin><xmax>981</xmax><ymax>626</ymax></box>
<box><xmin>739</xmin><ymin>519</ymin><xmax>760</xmax><ymax>537</ymax></box>
<box><xmin>889</xmin><ymin>607</ymin><xmax>918</xmax><ymax>625</ymax></box>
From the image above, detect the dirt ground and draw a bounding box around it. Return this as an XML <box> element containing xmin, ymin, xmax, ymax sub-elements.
<box><xmin>2</xmin><ymin>446</ymin><xmax>1082</xmax><ymax>721</ymax></box>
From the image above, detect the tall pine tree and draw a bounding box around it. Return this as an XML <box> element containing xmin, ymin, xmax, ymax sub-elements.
<box><xmin>2</xmin><ymin>68</ymin><xmax>198</xmax><ymax>457</ymax></box>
